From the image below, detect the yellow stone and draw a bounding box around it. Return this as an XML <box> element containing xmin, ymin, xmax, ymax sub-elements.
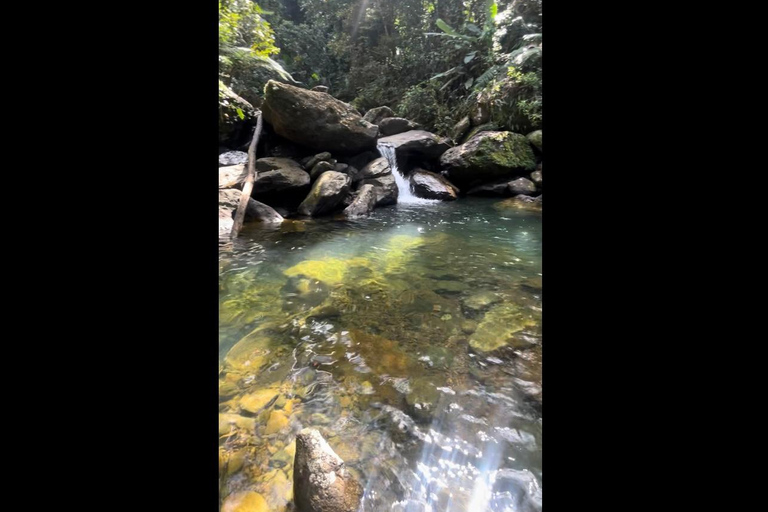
<box><xmin>219</xmin><ymin>413</ymin><xmax>256</xmax><ymax>435</ymax></box>
<box><xmin>283</xmin><ymin>399</ymin><xmax>294</xmax><ymax>415</ymax></box>
<box><xmin>469</xmin><ymin>303</ymin><xmax>538</xmax><ymax>352</ymax></box>
<box><xmin>264</xmin><ymin>410</ymin><xmax>289</xmax><ymax>435</ymax></box>
<box><xmin>239</xmin><ymin>388</ymin><xmax>279</xmax><ymax>413</ymax></box>
<box><xmin>221</xmin><ymin>491</ymin><xmax>268</xmax><ymax>512</ymax></box>
<box><xmin>227</xmin><ymin>448</ymin><xmax>247</xmax><ymax>476</ymax></box>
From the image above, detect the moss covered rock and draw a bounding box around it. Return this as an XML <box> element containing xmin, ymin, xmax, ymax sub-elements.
<box><xmin>297</xmin><ymin>171</ymin><xmax>351</xmax><ymax>217</ymax></box>
<box><xmin>441</xmin><ymin>131</ymin><xmax>537</xmax><ymax>187</ymax></box>
<box><xmin>527</xmin><ymin>130</ymin><xmax>542</xmax><ymax>152</ymax></box>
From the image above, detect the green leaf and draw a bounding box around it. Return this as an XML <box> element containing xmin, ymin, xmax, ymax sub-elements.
<box><xmin>430</xmin><ymin>66</ymin><xmax>461</xmax><ymax>80</ymax></box>
<box><xmin>465</xmin><ymin>77</ymin><xmax>474</xmax><ymax>88</ymax></box>
<box><xmin>236</xmin><ymin>107</ymin><xmax>245</xmax><ymax>120</ymax></box>
<box><xmin>464</xmin><ymin>51</ymin><xmax>477</xmax><ymax>64</ymax></box>
<box><xmin>466</xmin><ymin>24</ymin><xmax>482</xmax><ymax>35</ymax></box>
<box><xmin>487</xmin><ymin>0</ymin><xmax>498</xmax><ymax>20</ymax></box>
<box><xmin>436</xmin><ymin>19</ymin><xmax>460</xmax><ymax>37</ymax></box>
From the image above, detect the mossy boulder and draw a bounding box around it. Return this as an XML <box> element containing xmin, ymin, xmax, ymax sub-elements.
<box><xmin>262</xmin><ymin>80</ymin><xmax>378</xmax><ymax>153</ymax></box>
<box><xmin>440</xmin><ymin>131</ymin><xmax>536</xmax><ymax>187</ymax></box>
<box><xmin>297</xmin><ymin>171</ymin><xmax>351</xmax><ymax>217</ymax></box>
<box><xmin>219</xmin><ymin>81</ymin><xmax>258</xmax><ymax>147</ymax></box>
<box><xmin>363</xmin><ymin>106</ymin><xmax>395</xmax><ymax>125</ymax></box>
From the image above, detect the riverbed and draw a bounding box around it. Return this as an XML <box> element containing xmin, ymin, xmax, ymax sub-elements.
<box><xmin>219</xmin><ymin>197</ymin><xmax>542</xmax><ymax>511</ymax></box>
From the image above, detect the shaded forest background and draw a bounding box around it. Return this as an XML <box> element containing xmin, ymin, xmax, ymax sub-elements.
<box><xmin>219</xmin><ymin>0</ymin><xmax>541</xmax><ymax>139</ymax></box>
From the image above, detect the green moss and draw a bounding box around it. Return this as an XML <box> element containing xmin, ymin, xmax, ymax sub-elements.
<box><xmin>469</xmin><ymin>303</ymin><xmax>538</xmax><ymax>352</ymax></box>
<box><xmin>527</xmin><ymin>130</ymin><xmax>542</xmax><ymax>151</ymax></box>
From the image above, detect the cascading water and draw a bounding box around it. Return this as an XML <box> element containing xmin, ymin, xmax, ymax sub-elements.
<box><xmin>377</xmin><ymin>142</ymin><xmax>438</xmax><ymax>205</ymax></box>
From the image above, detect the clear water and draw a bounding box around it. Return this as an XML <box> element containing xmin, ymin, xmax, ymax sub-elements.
<box><xmin>377</xmin><ymin>142</ymin><xmax>438</xmax><ymax>205</ymax></box>
<box><xmin>219</xmin><ymin>198</ymin><xmax>542</xmax><ymax>511</ymax></box>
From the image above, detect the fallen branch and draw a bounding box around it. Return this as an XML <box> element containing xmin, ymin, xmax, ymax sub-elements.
<box><xmin>230</xmin><ymin>112</ymin><xmax>263</xmax><ymax>239</ymax></box>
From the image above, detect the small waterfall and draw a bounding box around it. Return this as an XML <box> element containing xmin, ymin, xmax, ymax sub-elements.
<box><xmin>377</xmin><ymin>142</ymin><xmax>437</xmax><ymax>204</ymax></box>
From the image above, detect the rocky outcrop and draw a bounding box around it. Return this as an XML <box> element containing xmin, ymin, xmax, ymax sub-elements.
<box><xmin>344</xmin><ymin>184</ymin><xmax>378</xmax><ymax>218</ymax></box>
<box><xmin>219</xmin><ymin>189</ymin><xmax>284</xmax><ymax>235</ymax></box>
<box><xmin>219</xmin><ymin>151</ymin><xmax>248</xmax><ymax>167</ymax></box>
<box><xmin>298</xmin><ymin>171</ymin><xmax>351</xmax><ymax>217</ymax></box>
<box><xmin>363</xmin><ymin>106</ymin><xmax>395</xmax><ymax>125</ymax></box>
<box><xmin>508</xmin><ymin>177</ymin><xmax>537</xmax><ymax>195</ymax></box>
<box><xmin>250</xmin><ymin>157</ymin><xmax>310</xmax><ymax>203</ymax></box>
<box><xmin>293</xmin><ymin>429</ymin><xmax>362</xmax><ymax>512</ymax></box>
<box><xmin>377</xmin><ymin>130</ymin><xmax>452</xmax><ymax>160</ymax></box>
<box><xmin>410</xmin><ymin>169</ymin><xmax>459</xmax><ymax>201</ymax></box>
<box><xmin>378</xmin><ymin>117</ymin><xmax>419</xmax><ymax>136</ymax></box>
<box><xmin>440</xmin><ymin>131</ymin><xmax>536</xmax><ymax>187</ymax></box>
<box><xmin>262</xmin><ymin>80</ymin><xmax>378</xmax><ymax>153</ymax></box>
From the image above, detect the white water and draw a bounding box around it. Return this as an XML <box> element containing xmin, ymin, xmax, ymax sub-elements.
<box><xmin>377</xmin><ymin>142</ymin><xmax>438</xmax><ymax>205</ymax></box>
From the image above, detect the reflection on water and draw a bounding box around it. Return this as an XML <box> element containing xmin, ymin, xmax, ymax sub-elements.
<box><xmin>219</xmin><ymin>198</ymin><xmax>541</xmax><ymax>511</ymax></box>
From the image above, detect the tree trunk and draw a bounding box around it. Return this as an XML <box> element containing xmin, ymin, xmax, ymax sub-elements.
<box><xmin>230</xmin><ymin>113</ymin><xmax>263</xmax><ymax>239</ymax></box>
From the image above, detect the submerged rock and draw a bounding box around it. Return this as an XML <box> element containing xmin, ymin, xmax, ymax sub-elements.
<box><xmin>469</xmin><ymin>303</ymin><xmax>538</xmax><ymax>352</ymax></box>
<box><xmin>262</xmin><ymin>80</ymin><xmax>378</xmax><ymax>153</ymax></box>
<box><xmin>219</xmin><ymin>150</ymin><xmax>249</xmax><ymax>167</ymax></box>
<box><xmin>441</xmin><ymin>131</ymin><xmax>537</xmax><ymax>187</ymax></box>
<box><xmin>344</xmin><ymin>184</ymin><xmax>378</xmax><ymax>218</ymax></box>
<box><xmin>363</xmin><ymin>106</ymin><xmax>395</xmax><ymax>125</ymax></box>
<box><xmin>409</xmin><ymin>169</ymin><xmax>459</xmax><ymax>201</ymax></box>
<box><xmin>493</xmin><ymin>195</ymin><xmax>542</xmax><ymax>213</ymax></box>
<box><xmin>377</xmin><ymin>130</ymin><xmax>452</xmax><ymax>160</ymax></box>
<box><xmin>294</xmin><ymin>428</ymin><xmax>363</xmax><ymax>512</ymax></box>
<box><xmin>298</xmin><ymin>171</ymin><xmax>351</xmax><ymax>217</ymax></box>
<box><xmin>378</xmin><ymin>117</ymin><xmax>419</xmax><ymax>136</ymax></box>
<box><xmin>221</xmin><ymin>491</ymin><xmax>269</xmax><ymax>512</ymax></box>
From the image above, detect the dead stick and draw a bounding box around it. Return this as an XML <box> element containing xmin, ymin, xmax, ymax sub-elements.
<box><xmin>230</xmin><ymin>112</ymin><xmax>263</xmax><ymax>239</ymax></box>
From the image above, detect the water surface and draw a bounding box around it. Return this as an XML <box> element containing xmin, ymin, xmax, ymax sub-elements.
<box><xmin>219</xmin><ymin>197</ymin><xmax>542</xmax><ymax>511</ymax></box>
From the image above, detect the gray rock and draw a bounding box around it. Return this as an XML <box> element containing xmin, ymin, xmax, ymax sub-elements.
<box><xmin>250</xmin><ymin>158</ymin><xmax>310</xmax><ymax>200</ymax></box>
<box><xmin>410</xmin><ymin>169</ymin><xmax>459</xmax><ymax>201</ymax></box>
<box><xmin>310</xmin><ymin>161</ymin><xmax>335</xmax><ymax>181</ymax></box>
<box><xmin>262</xmin><ymin>80</ymin><xmax>378</xmax><ymax>153</ymax></box>
<box><xmin>219</xmin><ymin>164</ymin><xmax>248</xmax><ymax>189</ymax></box>
<box><xmin>508</xmin><ymin>177</ymin><xmax>537</xmax><ymax>196</ymax></box>
<box><xmin>363</xmin><ymin>106</ymin><xmax>395</xmax><ymax>125</ymax></box>
<box><xmin>450</xmin><ymin>116</ymin><xmax>471</xmax><ymax>142</ymax></box>
<box><xmin>441</xmin><ymin>131</ymin><xmax>536</xmax><ymax>187</ymax></box>
<box><xmin>219</xmin><ymin>151</ymin><xmax>248</xmax><ymax>167</ymax></box>
<box><xmin>377</xmin><ymin>130</ymin><xmax>452</xmax><ymax>160</ymax></box>
<box><xmin>530</xmin><ymin>169</ymin><xmax>542</xmax><ymax>187</ymax></box>
<box><xmin>294</xmin><ymin>429</ymin><xmax>363</xmax><ymax>512</ymax></box>
<box><xmin>527</xmin><ymin>130</ymin><xmax>542</xmax><ymax>152</ymax></box>
<box><xmin>378</xmin><ymin>117</ymin><xmax>419</xmax><ymax>136</ymax></box>
<box><xmin>344</xmin><ymin>184</ymin><xmax>378</xmax><ymax>218</ymax></box>
<box><xmin>305</xmin><ymin>152</ymin><xmax>333</xmax><ymax>171</ymax></box>
<box><xmin>360</xmin><ymin>173</ymin><xmax>398</xmax><ymax>206</ymax></box>
<box><xmin>219</xmin><ymin>188</ymin><xmax>284</xmax><ymax>235</ymax></box>
<box><xmin>466</xmin><ymin>180</ymin><xmax>512</xmax><ymax>196</ymax></box>
<box><xmin>343</xmin><ymin>151</ymin><xmax>378</xmax><ymax>171</ymax></box>
<box><xmin>355</xmin><ymin>157</ymin><xmax>391</xmax><ymax>183</ymax></box>
<box><xmin>298</xmin><ymin>171</ymin><xmax>351</xmax><ymax>217</ymax></box>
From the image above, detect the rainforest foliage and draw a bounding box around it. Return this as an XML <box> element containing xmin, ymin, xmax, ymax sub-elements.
<box><xmin>219</xmin><ymin>0</ymin><xmax>542</xmax><ymax>137</ymax></box>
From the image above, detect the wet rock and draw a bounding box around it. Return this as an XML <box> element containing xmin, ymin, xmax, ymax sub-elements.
<box><xmin>344</xmin><ymin>184</ymin><xmax>378</xmax><ymax>218</ymax></box>
<box><xmin>377</xmin><ymin>130</ymin><xmax>452</xmax><ymax>160</ymax></box>
<box><xmin>354</xmin><ymin>157</ymin><xmax>391</xmax><ymax>183</ymax></box>
<box><xmin>221</xmin><ymin>491</ymin><xmax>269</xmax><ymax>512</ymax></box>
<box><xmin>294</xmin><ymin>428</ymin><xmax>363</xmax><ymax>512</ymax></box>
<box><xmin>219</xmin><ymin>164</ymin><xmax>248</xmax><ymax>189</ymax></box>
<box><xmin>441</xmin><ymin>131</ymin><xmax>537</xmax><ymax>187</ymax></box>
<box><xmin>451</xmin><ymin>116</ymin><xmax>471</xmax><ymax>142</ymax></box>
<box><xmin>409</xmin><ymin>169</ymin><xmax>459</xmax><ymax>201</ymax></box>
<box><xmin>508</xmin><ymin>177</ymin><xmax>537</xmax><ymax>196</ymax></box>
<box><xmin>262</xmin><ymin>80</ymin><xmax>378</xmax><ymax>153</ymax></box>
<box><xmin>462</xmin><ymin>290</ymin><xmax>502</xmax><ymax>312</ymax></box>
<box><xmin>311</xmin><ymin>85</ymin><xmax>329</xmax><ymax>93</ymax></box>
<box><xmin>461</xmin><ymin>319</ymin><xmax>478</xmax><ymax>334</ymax></box>
<box><xmin>298</xmin><ymin>171</ymin><xmax>351</xmax><ymax>217</ymax></box>
<box><xmin>219</xmin><ymin>150</ymin><xmax>249</xmax><ymax>167</ymax></box>
<box><xmin>493</xmin><ymin>195</ymin><xmax>542</xmax><ymax>213</ymax></box>
<box><xmin>305</xmin><ymin>152</ymin><xmax>333</xmax><ymax>171</ymax></box>
<box><xmin>309</xmin><ymin>160</ymin><xmax>335</xmax><ymax>181</ymax></box>
<box><xmin>405</xmin><ymin>378</ymin><xmax>441</xmax><ymax>423</ymax></box>
<box><xmin>264</xmin><ymin>410</ymin><xmax>290</xmax><ymax>435</ymax></box>
<box><xmin>378</xmin><ymin>117</ymin><xmax>419</xmax><ymax>136</ymax></box>
<box><xmin>240</xmin><ymin>388</ymin><xmax>279</xmax><ymax>414</ymax></box>
<box><xmin>469</xmin><ymin>303</ymin><xmax>538</xmax><ymax>352</ymax></box>
<box><xmin>219</xmin><ymin>413</ymin><xmax>256</xmax><ymax>435</ymax></box>
<box><xmin>363</xmin><ymin>106</ymin><xmax>395</xmax><ymax>125</ymax></box>
<box><xmin>360</xmin><ymin>172</ymin><xmax>398</xmax><ymax>206</ymax></box>
<box><xmin>527</xmin><ymin>129</ymin><xmax>542</xmax><ymax>152</ymax></box>
<box><xmin>219</xmin><ymin>189</ymin><xmax>284</xmax><ymax>235</ymax></box>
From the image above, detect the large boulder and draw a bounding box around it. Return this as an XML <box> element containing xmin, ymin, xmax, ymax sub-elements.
<box><xmin>219</xmin><ymin>189</ymin><xmax>284</xmax><ymax>235</ymax></box>
<box><xmin>294</xmin><ymin>429</ymin><xmax>363</xmax><ymax>512</ymax></box>
<box><xmin>527</xmin><ymin>130</ymin><xmax>542</xmax><ymax>152</ymax></box>
<box><xmin>344</xmin><ymin>184</ymin><xmax>378</xmax><ymax>218</ymax></box>
<box><xmin>378</xmin><ymin>117</ymin><xmax>419</xmax><ymax>136</ymax></box>
<box><xmin>298</xmin><ymin>171</ymin><xmax>351</xmax><ymax>217</ymax></box>
<box><xmin>363</xmin><ymin>106</ymin><xmax>395</xmax><ymax>125</ymax></box>
<box><xmin>410</xmin><ymin>169</ymin><xmax>459</xmax><ymax>201</ymax></box>
<box><xmin>377</xmin><ymin>130</ymin><xmax>452</xmax><ymax>161</ymax></box>
<box><xmin>441</xmin><ymin>131</ymin><xmax>536</xmax><ymax>187</ymax></box>
<box><xmin>360</xmin><ymin>173</ymin><xmax>398</xmax><ymax>206</ymax></box>
<box><xmin>250</xmin><ymin>157</ymin><xmax>310</xmax><ymax>204</ymax></box>
<box><xmin>262</xmin><ymin>80</ymin><xmax>378</xmax><ymax>153</ymax></box>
